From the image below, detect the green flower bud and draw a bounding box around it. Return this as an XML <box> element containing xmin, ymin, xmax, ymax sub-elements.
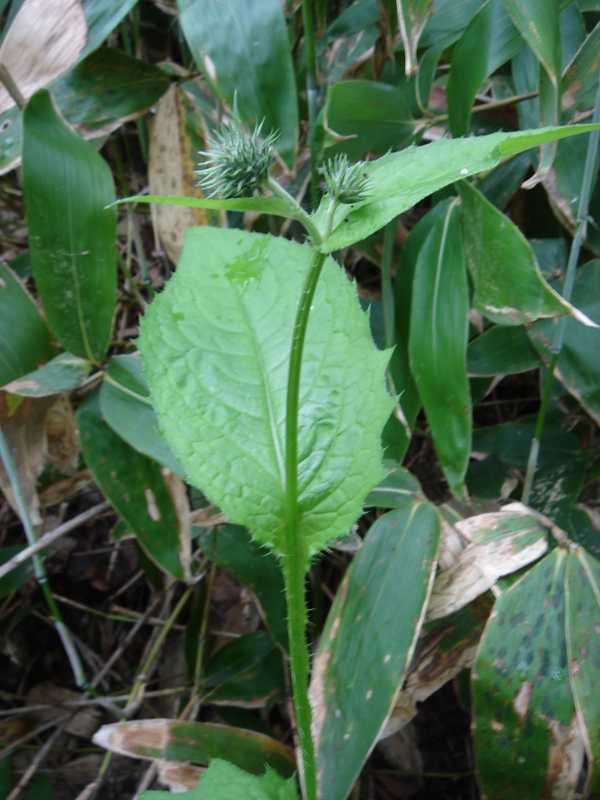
<box><xmin>322</xmin><ymin>154</ymin><xmax>371</xmax><ymax>204</ymax></box>
<box><xmin>197</xmin><ymin>111</ymin><xmax>280</xmax><ymax>199</ymax></box>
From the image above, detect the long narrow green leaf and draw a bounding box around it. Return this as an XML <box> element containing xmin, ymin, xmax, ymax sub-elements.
<box><xmin>139</xmin><ymin>228</ymin><xmax>393</xmax><ymax>565</ymax></box>
<box><xmin>409</xmin><ymin>199</ymin><xmax>470</xmax><ymax>499</ymax></box>
<box><xmin>113</xmin><ymin>194</ymin><xmax>294</xmax><ymax>217</ymax></box>
<box><xmin>311</xmin><ymin>502</ymin><xmax>440</xmax><ymax>800</ymax></box>
<box><xmin>95</xmin><ymin>721</ymin><xmax>296</xmax><ymax>779</ymax></box>
<box><xmin>22</xmin><ymin>89</ymin><xmax>116</xmax><ymax>364</ymax></box>
<box><xmin>382</xmin><ymin>204</ymin><xmax>447</xmax><ymax>462</ymax></box>
<box><xmin>319</xmin><ymin>123</ymin><xmax>600</xmax><ymax>252</ymax></box>
<box><xmin>177</xmin><ymin>0</ymin><xmax>298</xmax><ymax>166</ymax></box>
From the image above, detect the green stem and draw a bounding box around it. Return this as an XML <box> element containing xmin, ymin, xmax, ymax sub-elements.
<box><xmin>284</xmin><ymin>249</ymin><xmax>327</xmax><ymax>800</ymax></box>
<box><xmin>267</xmin><ymin>177</ymin><xmax>323</xmax><ymax>245</ymax></box>
<box><xmin>381</xmin><ymin>218</ymin><xmax>396</xmax><ymax>349</ymax></box>
<box><xmin>0</xmin><ymin>427</ymin><xmax>90</xmax><ymax>691</ymax></box>
<box><xmin>522</xmin><ymin>81</ymin><xmax>600</xmax><ymax>504</ymax></box>
<box><xmin>302</xmin><ymin>0</ymin><xmax>319</xmax><ymax>209</ymax></box>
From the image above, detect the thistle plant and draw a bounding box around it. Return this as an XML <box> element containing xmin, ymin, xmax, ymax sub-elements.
<box><xmin>112</xmin><ymin>116</ymin><xmax>600</xmax><ymax>800</ymax></box>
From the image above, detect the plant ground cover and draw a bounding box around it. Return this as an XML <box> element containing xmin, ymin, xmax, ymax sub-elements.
<box><xmin>1</xmin><ymin>1</ymin><xmax>600</xmax><ymax>800</ymax></box>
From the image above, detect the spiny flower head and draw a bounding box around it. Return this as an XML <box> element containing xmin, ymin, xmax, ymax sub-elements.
<box><xmin>322</xmin><ymin>154</ymin><xmax>371</xmax><ymax>204</ymax></box>
<box><xmin>197</xmin><ymin>111</ymin><xmax>279</xmax><ymax>199</ymax></box>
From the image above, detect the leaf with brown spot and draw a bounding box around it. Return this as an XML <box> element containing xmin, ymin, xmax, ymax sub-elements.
<box><xmin>45</xmin><ymin>393</ymin><xmax>79</xmax><ymax>475</ymax></box>
<box><xmin>0</xmin><ymin>392</ymin><xmax>56</xmax><ymax>525</ymax></box>
<box><xmin>93</xmin><ymin>719</ymin><xmax>296</xmax><ymax>779</ymax></box>
<box><xmin>566</xmin><ymin>546</ymin><xmax>600</xmax><ymax>794</ymax></box>
<box><xmin>473</xmin><ymin>548</ymin><xmax>585</xmax><ymax>799</ymax></box>
<box><xmin>148</xmin><ymin>85</ymin><xmax>223</xmax><ymax>264</ymax></box>
<box><xmin>426</xmin><ymin>508</ymin><xmax>549</xmax><ymax>620</ymax></box>
<box><xmin>381</xmin><ymin>598</ymin><xmax>490</xmax><ymax>739</ymax></box>
<box><xmin>310</xmin><ymin>502</ymin><xmax>440</xmax><ymax>800</ymax></box>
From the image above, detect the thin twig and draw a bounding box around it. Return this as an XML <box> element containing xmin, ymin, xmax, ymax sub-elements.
<box><xmin>0</xmin><ymin>502</ymin><xmax>110</xmax><ymax>580</ymax></box>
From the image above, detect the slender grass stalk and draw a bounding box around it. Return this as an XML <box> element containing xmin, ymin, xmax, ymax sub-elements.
<box><xmin>381</xmin><ymin>218</ymin><xmax>397</xmax><ymax>349</ymax></box>
<box><xmin>522</xmin><ymin>81</ymin><xmax>600</xmax><ymax>504</ymax></box>
<box><xmin>302</xmin><ymin>0</ymin><xmax>319</xmax><ymax>209</ymax></box>
<box><xmin>0</xmin><ymin>427</ymin><xmax>90</xmax><ymax>691</ymax></box>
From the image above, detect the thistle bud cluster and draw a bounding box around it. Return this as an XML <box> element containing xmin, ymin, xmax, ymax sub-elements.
<box><xmin>322</xmin><ymin>154</ymin><xmax>371</xmax><ymax>205</ymax></box>
<box><xmin>197</xmin><ymin>112</ymin><xmax>279</xmax><ymax>199</ymax></box>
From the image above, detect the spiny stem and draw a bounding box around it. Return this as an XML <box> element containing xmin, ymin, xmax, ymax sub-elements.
<box><xmin>522</xmin><ymin>80</ymin><xmax>600</xmax><ymax>504</ymax></box>
<box><xmin>0</xmin><ymin>426</ymin><xmax>90</xmax><ymax>691</ymax></box>
<box><xmin>284</xmin><ymin>248</ymin><xmax>327</xmax><ymax>800</ymax></box>
<box><xmin>302</xmin><ymin>0</ymin><xmax>319</xmax><ymax>209</ymax></box>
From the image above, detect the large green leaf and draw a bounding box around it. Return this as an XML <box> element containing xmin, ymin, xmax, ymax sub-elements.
<box><xmin>311</xmin><ymin>502</ymin><xmax>440</xmax><ymax>800</ymax></box>
<box><xmin>409</xmin><ymin>199</ymin><xmax>470</xmax><ymax>499</ymax></box>
<box><xmin>195</xmin><ymin>524</ymin><xmax>288</xmax><ymax>650</ymax></box>
<box><xmin>0</xmin><ymin>261</ymin><xmax>57</xmax><ymax>387</ymax></box>
<box><xmin>177</xmin><ymin>0</ymin><xmax>297</xmax><ymax>167</ymax></box>
<box><xmin>318</xmin><ymin>123</ymin><xmax>600</xmax><ymax>252</ymax></box>
<box><xmin>396</xmin><ymin>0</ymin><xmax>434</xmax><ymax>75</ymax></box>
<box><xmin>99</xmin><ymin>355</ymin><xmax>184</xmax><ymax>477</ymax></box>
<box><xmin>473</xmin><ymin>548</ymin><xmax>582</xmax><ymax>799</ymax></box>
<box><xmin>565</xmin><ymin>547</ymin><xmax>600</xmax><ymax>793</ymax></box>
<box><xmin>140</xmin><ymin>759</ymin><xmax>298</xmax><ymax>800</ymax></box>
<box><xmin>323</xmin><ymin>81</ymin><xmax>415</xmax><ymax>160</ymax></box>
<box><xmin>447</xmin><ymin>0</ymin><xmax>523</xmax><ymax>137</ymax></box>
<box><xmin>140</xmin><ymin>228</ymin><xmax>392</xmax><ymax>564</ymax></box>
<box><xmin>77</xmin><ymin>391</ymin><xmax>187</xmax><ymax>580</ymax></box>
<box><xmin>529</xmin><ymin>261</ymin><xmax>600</xmax><ymax>424</ymax></box>
<box><xmin>458</xmin><ymin>180</ymin><xmax>592</xmax><ymax>325</ymax></box>
<box><xmin>22</xmin><ymin>89</ymin><xmax>116</xmax><ymax>364</ymax></box>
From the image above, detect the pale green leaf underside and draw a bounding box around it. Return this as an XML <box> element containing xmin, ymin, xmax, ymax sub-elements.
<box><xmin>139</xmin><ymin>227</ymin><xmax>393</xmax><ymax>559</ymax></box>
<box><xmin>318</xmin><ymin>123</ymin><xmax>600</xmax><ymax>252</ymax></box>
